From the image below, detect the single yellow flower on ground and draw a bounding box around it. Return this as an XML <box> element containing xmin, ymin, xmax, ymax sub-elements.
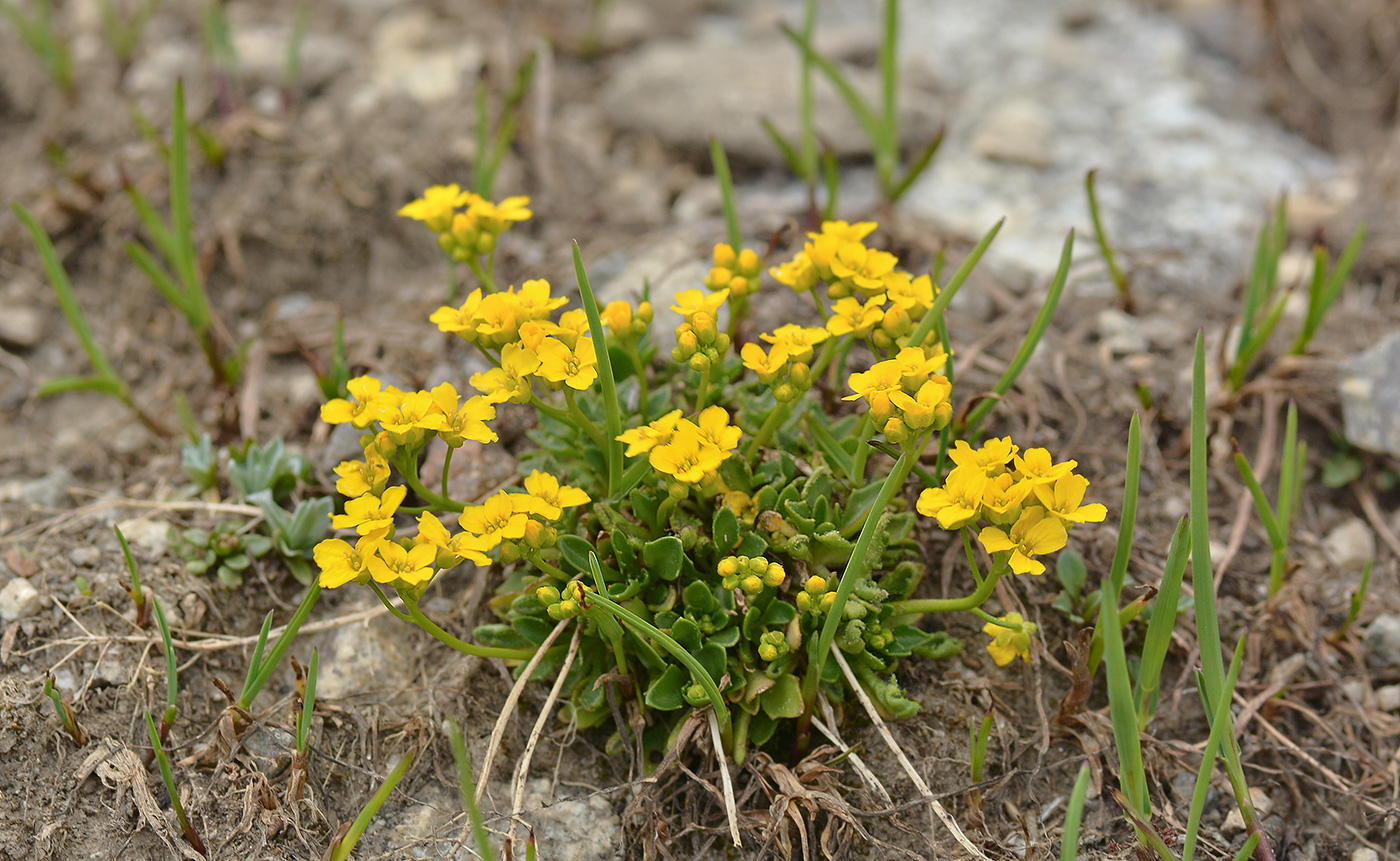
<box><xmin>1034</xmin><ymin>473</ymin><xmax>1109</xmax><ymax>524</ymax></box>
<box><xmin>917</xmin><ymin>466</ymin><xmax>988</xmax><ymax>530</ymax></box>
<box><xmin>978</xmin><ymin>506</ymin><xmax>1068</xmax><ymax>576</ymax></box>
<box><xmin>983</xmin><ymin>612</ymin><xmax>1035</xmax><ymax>666</ymax></box>
<box><xmin>536</xmin><ymin>336</ymin><xmax>599</xmax><ymax>390</ymax></box>
<box><xmin>314</xmin><ymin>537</ymin><xmax>370</xmax><ymax>588</ymax></box>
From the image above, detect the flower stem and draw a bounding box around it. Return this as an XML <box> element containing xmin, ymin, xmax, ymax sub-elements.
<box><xmin>564</xmin><ymin>388</ymin><xmax>609</xmax><ymax>453</ymax></box>
<box><xmin>695</xmin><ymin>362</ymin><xmax>712</xmax><ymax>414</ymax></box>
<box><xmin>400</xmin><ymin>593</ymin><xmax>539</xmax><ymax>659</ymax></box>
<box><xmin>466</xmin><ymin>255</ymin><xmax>497</xmax><ymax>293</ymax></box>
<box><xmin>746</xmin><ymin>402</ymin><xmax>791</xmax><ymax>460</ymax></box>
<box><xmin>626</xmin><ymin>342</ymin><xmax>651</xmax><ymax>422</ymax></box>
<box><xmin>396</xmin><ymin>453</ymin><xmax>465</xmax><ymax>512</ymax></box>
<box><xmin>369</xmin><ymin>582</ymin><xmax>414</xmax><ymax>622</ymax></box>
<box><xmin>440</xmin><ymin>446</ymin><xmax>455</xmax><ymax>500</ymax></box>
<box><xmin>888</xmin><ymin>566</ymin><xmax>1006</xmax><ymax>615</ymax></box>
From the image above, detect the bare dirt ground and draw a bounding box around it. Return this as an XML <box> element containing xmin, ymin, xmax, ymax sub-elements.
<box><xmin>2</xmin><ymin>1</ymin><xmax>1400</xmax><ymax>859</ymax></box>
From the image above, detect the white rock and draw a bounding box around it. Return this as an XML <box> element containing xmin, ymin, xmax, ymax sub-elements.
<box><xmin>349</xmin><ymin>12</ymin><xmax>480</xmax><ymax>113</ymax></box>
<box><xmin>1341</xmin><ymin>332</ymin><xmax>1400</xmax><ymax>458</ymax></box>
<box><xmin>510</xmin><ymin>778</ymin><xmax>621</xmax><ymax>861</ymax></box>
<box><xmin>1376</xmin><ymin>685</ymin><xmax>1400</xmax><ymax>712</ymax></box>
<box><xmin>1351</xmin><ymin>849</ymin><xmax>1379</xmax><ymax>861</ymax></box>
<box><xmin>0</xmin><ymin>578</ymin><xmax>43</xmax><ymax>622</ymax></box>
<box><xmin>115</xmin><ymin>517</ymin><xmax>170</xmax><ymax>557</ymax></box>
<box><xmin>0</xmin><ymin>306</ymin><xmax>43</xmax><ymax>350</ymax></box>
<box><xmin>1365</xmin><ymin>614</ymin><xmax>1400</xmax><ymax>668</ymax></box>
<box><xmin>315</xmin><ymin>612</ymin><xmax>412</xmax><ymax>700</ymax></box>
<box><xmin>232</xmin><ymin>26</ymin><xmax>356</xmax><ymax>90</ymax></box>
<box><xmin>1221</xmin><ymin>787</ymin><xmax>1273</xmax><ymax>833</ymax></box>
<box><xmin>970</xmin><ymin>97</ymin><xmax>1054</xmax><ymax>168</ymax></box>
<box><xmin>68</xmin><ymin>546</ymin><xmax>102</xmax><ymax>568</ymax></box>
<box><xmin>1323</xmin><ymin>517</ymin><xmax>1375</xmax><ymax>573</ymax></box>
<box><xmin>897</xmin><ymin>0</ymin><xmax>1333</xmax><ymax>294</ymax></box>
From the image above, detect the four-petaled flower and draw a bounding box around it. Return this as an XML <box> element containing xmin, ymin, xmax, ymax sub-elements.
<box><xmin>983</xmin><ymin>613</ymin><xmax>1035</xmax><ymax>666</ymax></box>
<box><xmin>978</xmin><ymin>507</ymin><xmax>1068</xmax><ymax>576</ymax></box>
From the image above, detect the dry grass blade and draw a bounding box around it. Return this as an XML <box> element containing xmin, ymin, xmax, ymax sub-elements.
<box><xmin>508</xmin><ymin>624</ymin><xmax>582</xmax><ymax>854</ymax></box>
<box><xmin>830</xmin><ymin>648</ymin><xmax>990</xmax><ymax>860</ymax></box>
<box><xmin>476</xmin><ymin>616</ymin><xmax>572</xmax><ymax>805</ymax></box>
<box><xmin>811</xmin><ymin>698</ymin><xmax>892</xmax><ymax>807</ymax></box>
<box><xmin>707</xmin><ymin>708</ymin><xmax>741</xmax><ymax>848</ymax></box>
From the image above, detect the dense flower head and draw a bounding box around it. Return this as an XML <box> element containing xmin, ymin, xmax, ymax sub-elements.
<box><xmin>761</xmin><ymin>325</ymin><xmax>829</xmax><ymax>363</ymax></box>
<box><xmin>334</xmin><ymin>448</ymin><xmax>391</xmax><ymax>499</ymax></box>
<box><xmin>459</xmin><ymin>491</ymin><xmax>529</xmax><ymax>550</ymax></box>
<box><xmin>628</xmin><ymin>407</ymin><xmax>741</xmax><ymax>485</ymax></box>
<box><xmin>983</xmin><ymin>613</ymin><xmax>1035</xmax><ymax>666</ymax></box>
<box><xmin>705</xmin><ymin>244</ymin><xmax>763</xmax><ymax>298</ymax></box>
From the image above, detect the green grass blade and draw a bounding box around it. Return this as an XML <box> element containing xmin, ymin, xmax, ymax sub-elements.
<box><xmin>781</xmin><ymin>25</ymin><xmax>883</xmax><ymax>150</ymax></box>
<box><xmin>1101</xmin><ymin>413</ymin><xmax>1147</xmax><ymax>815</ymax></box>
<box><xmin>908</xmin><ymin>218</ymin><xmax>1004</xmax><ymax>348</ymax></box>
<box><xmin>821</xmin><ymin>146</ymin><xmax>840</xmax><ymax>222</ymax></box>
<box><xmin>445</xmin><ymin>718</ymin><xmax>494</xmax><ymax>861</ymax></box>
<box><xmin>329</xmin><ymin>748</ymin><xmax>416</xmax><ymax>861</ymax></box>
<box><xmin>961</xmin><ymin>229</ymin><xmax>1073</xmax><ymax>436</ymax></box>
<box><xmin>1136</xmin><ymin>517</ymin><xmax>1188</xmax><ymax>725</ymax></box>
<box><xmin>151</xmin><ymin>596</ymin><xmax>178</xmax><ymax>718</ymax></box>
<box><xmin>1085</xmin><ymin>170</ymin><xmax>1128</xmax><ymax>296</ymax></box>
<box><xmin>1190</xmin><ymin>332</ymin><xmax>1226</xmax><ymax>704</ymax></box>
<box><xmin>573</xmin><ymin>242</ymin><xmax>624</xmax><ymax>497</ymax></box>
<box><xmin>240</xmin><ymin>584</ymin><xmax>321</xmax><ymax>709</ymax></box>
<box><xmin>114</xmin><ymin>524</ymin><xmax>145</xmax><ymax>605</ymax></box>
<box><xmin>296</xmin><ymin>648</ymin><xmax>318</xmax><ymax>752</ymax></box>
<box><xmin>123</xmin><ymin>182</ymin><xmax>178</xmax><ymax>263</ymax></box>
<box><xmin>1233</xmin><ymin>447</ymin><xmax>1285</xmax><ymax>548</ymax></box>
<box><xmin>124</xmin><ymin>240</ymin><xmax>194</xmax><ymax>318</ymax></box>
<box><xmin>1061</xmin><ymin>763</ymin><xmax>1092</xmax><ymax>861</ymax></box>
<box><xmin>1232</xmin><ymin>834</ymin><xmax>1261</xmax><ymax>861</ymax></box>
<box><xmin>760</xmin><ymin>118</ymin><xmax>807</xmax><ymax>181</ymax></box>
<box><xmin>12</xmin><ymin>203</ymin><xmax>125</xmax><ymax>388</ymax></box>
<box><xmin>35</xmin><ymin>375</ymin><xmax>126</xmax><ymax>398</ymax></box>
<box><xmin>168</xmin><ymin>81</ymin><xmax>208</xmax><ymax>328</ymax></box>
<box><xmin>1182</xmin><ymin>635</ymin><xmax>1246</xmax><ymax>861</ymax></box>
<box><xmin>1293</xmin><ymin>223</ymin><xmax>1365</xmax><ymax>354</ymax></box>
<box><xmin>709</xmin><ymin>138</ymin><xmax>743</xmax><ymax>252</ymax></box>
<box><xmin>887</xmin><ymin>128</ymin><xmax>944</xmax><ymax>204</ymax></box>
<box><xmin>1276</xmin><ymin>402</ymin><xmax>1299</xmax><ymax>538</ymax></box>
<box><xmin>797</xmin><ymin>0</ymin><xmax>818</xmax><ymax>182</ymax></box>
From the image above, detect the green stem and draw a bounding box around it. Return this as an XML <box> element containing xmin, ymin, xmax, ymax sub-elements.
<box><xmin>440</xmin><ymin>446</ymin><xmax>455</xmax><ymax>500</ymax></box>
<box><xmin>888</xmin><ymin>565</ymin><xmax>1005</xmax><ymax>616</ymax></box>
<box><xmin>626</xmin><ymin>342</ymin><xmax>650</xmax><ymax>422</ymax></box>
<box><xmin>466</xmin><ymin>255</ymin><xmax>497</xmax><ymax>293</ymax></box>
<box><xmin>802</xmin><ymin>452</ymin><xmax>915</xmax><ymax>713</ymax></box>
<box><xmin>369</xmin><ymin>582</ymin><xmax>414</xmax><ymax>623</ymax></box>
<box><xmin>527</xmin><ymin>554</ymin><xmax>569</xmax><ymax>581</ymax></box>
<box><xmin>400</xmin><ymin>594</ymin><xmax>540</xmax><ymax>660</ymax></box>
<box><xmin>848</xmin><ymin>414</ymin><xmax>875</xmax><ymax>481</ymax></box>
<box><xmin>970</xmin><ymin>605</ymin><xmax>1019</xmax><ymax>629</ymax></box>
<box><xmin>564</xmin><ymin>388</ymin><xmax>609</xmax><ymax>453</ymax></box>
<box><xmin>395</xmin><ymin>453</ymin><xmax>464</xmax><ymax>512</ymax></box>
<box><xmin>807</xmin><ymin>286</ymin><xmax>827</xmax><ymax>320</ymax></box>
<box><xmin>746</xmin><ymin>403</ymin><xmax>792</xmax><ymax>461</ymax></box>
<box><xmin>239</xmin><ymin>583</ymin><xmax>321</xmax><ymax>709</ymax></box>
<box><xmin>694</xmin><ymin>362</ymin><xmax>712</xmax><ymax>414</ymax></box>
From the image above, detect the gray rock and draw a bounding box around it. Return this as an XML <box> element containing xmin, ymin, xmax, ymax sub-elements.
<box><xmin>1365</xmin><ymin>614</ymin><xmax>1400</xmax><ymax>667</ymax></box>
<box><xmin>0</xmin><ymin>306</ymin><xmax>43</xmax><ymax>350</ymax></box>
<box><xmin>0</xmin><ymin>466</ymin><xmax>74</xmax><ymax>510</ymax></box>
<box><xmin>602</xmin><ymin>24</ymin><xmax>939</xmax><ymax>164</ymax></box>
<box><xmin>896</xmin><ymin>0</ymin><xmax>1335</xmax><ymax>293</ymax></box>
<box><xmin>232</xmin><ymin>26</ymin><xmax>356</xmax><ymax>90</ymax></box>
<box><xmin>347</xmin><ymin>11</ymin><xmax>481</xmax><ymax>114</ymax></box>
<box><xmin>1340</xmin><ymin>331</ymin><xmax>1400</xmax><ymax>458</ymax></box>
<box><xmin>68</xmin><ymin>546</ymin><xmax>102</xmax><ymax>568</ymax></box>
<box><xmin>511</xmin><ymin>778</ymin><xmax>621</xmax><ymax>861</ymax></box>
<box><xmin>315</xmin><ymin>611</ymin><xmax>413</xmax><ymax>700</ymax></box>
<box><xmin>115</xmin><ymin>517</ymin><xmax>170</xmax><ymax>557</ymax></box>
<box><xmin>0</xmin><ymin>578</ymin><xmax>43</xmax><ymax>622</ymax></box>
<box><xmin>1352</xmin><ymin>849</ymin><xmax>1380</xmax><ymax>861</ymax></box>
<box><xmin>1323</xmin><ymin>517</ymin><xmax>1375</xmax><ymax>573</ymax></box>
<box><xmin>1096</xmin><ymin>308</ymin><xmax>1148</xmax><ymax>354</ymax></box>
<box><xmin>1375</xmin><ymin>685</ymin><xmax>1400</xmax><ymax>712</ymax></box>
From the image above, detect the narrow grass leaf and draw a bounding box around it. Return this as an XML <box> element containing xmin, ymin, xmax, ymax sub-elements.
<box><xmin>1190</xmin><ymin>332</ymin><xmax>1225</xmax><ymax>703</ymax></box>
<box><xmin>760</xmin><ymin>118</ymin><xmax>807</xmax><ymax>181</ymax></box>
<box><xmin>888</xmin><ymin>129</ymin><xmax>944</xmax><ymax>203</ymax></box>
<box><xmin>1233</xmin><ymin>446</ymin><xmax>1284</xmax><ymax>548</ymax></box>
<box><xmin>962</xmin><ymin>229</ymin><xmax>1073</xmax><ymax>436</ymax></box>
<box><xmin>572</xmin><ymin>243</ymin><xmax>624</xmax><ymax>497</ymax></box>
<box><xmin>329</xmin><ymin>749</ymin><xmax>416</xmax><ymax>861</ymax></box>
<box><xmin>1182</xmin><ymin>634</ymin><xmax>1246</xmax><ymax>861</ymax></box>
<box><xmin>240</xmin><ymin>584</ymin><xmax>321</xmax><ymax>710</ymax></box>
<box><xmin>152</xmin><ymin>596</ymin><xmax>178</xmax><ymax>719</ymax></box>
<box><xmin>296</xmin><ymin>649</ymin><xmax>318</xmax><ymax>752</ymax></box>
<box><xmin>709</xmin><ymin>138</ymin><xmax>743</xmax><ymax>252</ymax></box>
<box><xmin>445</xmin><ymin>718</ymin><xmax>494</xmax><ymax>861</ymax></box>
<box><xmin>1136</xmin><ymin>517</ymin><xmax>1188</xmax><ymax>725</ymax></box>
<box><xmin>1085</xmin><ymin>170</ymin><xmax>1128</xmax><ymax>296</ymax></box>
<box><xmin>780</xmin><ymin>25</ymin><xmax>882</xmax><ymax>148</ymax></box>
<box><xmin>908</xmin><ymin>218</ymin><xmax>1004</xmax><ymax>348</ymax></box>
<box><xmin>1061</xmin><ymin>763</ymin><xmax>1092</xmax><ymax>861</ymax></box>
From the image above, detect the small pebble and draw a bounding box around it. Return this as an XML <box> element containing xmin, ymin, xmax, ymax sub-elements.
<box><xmin>1351</xmin><ymin>849</ymin><xmax>1379</xmax><ymax>861</ymax></box>
<box><xmin>1364</xmin><ymin>614</ymin><xmax>1400</xmax><ymax>667</ymax></box>
<box><xmin>1221</xmin><ymin>788</ymin><xmax>1273</xmax><ymax>833</ymax></box>
<box><xmin>0</xmin><ymin>578</ymin><xmax>43</xmax><ymax>622</ymax></box>
<box><xmin>67</xmin><ymin>546</ymin><xmax>102</xmax><ymax>568</ymax></box>
<box><xmin>0</xmin><ymin>306</ymin><xmax>44</xmax><ymax>350</ymax></box>
<box><xmin>1376</xmin><ymin>685</ymin><xmax>1400</xmax><ymax>711</ymax></box>
<box><xmin>1323</xmin><ymin>517</ymin><xmax>1375</xmax><ymax>573</ymax></box>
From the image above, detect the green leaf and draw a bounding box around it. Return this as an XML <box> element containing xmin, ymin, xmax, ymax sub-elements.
<box><xmin>644</xmin><ymin>664</ymin><xmax>687</xmax><ymax>710</ymax></box>
<box><xmin>759</xmin><ymin>673</ymin><xmax>803</xmax><ymax>719</ymax></box>
<box><xmin>474</xmin><ymin>623</ymin><xmax>533</xmax><ymax>649</ymax></box>
<box><xmin>1321</xmin><ymin>452</ymin><xmax>1363</xmax><ymax>488</ymax></box>
<box><xmin>682</xmin><ymin>580</ymin><xmax>718</xmax><ymax>614</ymax></box>
<box><xmin>36</xmin><ymin>375</ymin><xmax>126</xmax><ymax>398</ymax></box>
<box><xmin>642</xmin><ymin>535</ymin><xmax>684</xmax><ymax>581</ymax></box>
<box><xmin>559</xmin><ymin>534</ymin><xmax>596</xmax><ymax>574</ymax></box>
<box><xmin>712</xmin><ymin>506</ymin><xmax>740</xmax><ymax>554</ymax></box>
<box><xmin>1056</xmin><ymin>550</ymin><xmax>1087</xmax><ymax>600</ymax></box>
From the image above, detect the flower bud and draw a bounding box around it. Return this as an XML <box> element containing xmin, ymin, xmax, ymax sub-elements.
<box><xmin>689</xmin><ymin>353</ymin><xmax>711</xmax><ymax>373</ymax></box>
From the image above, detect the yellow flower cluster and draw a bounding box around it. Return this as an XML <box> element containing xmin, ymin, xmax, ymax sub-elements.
<box><xmin>617</xmin><ymin>405</ymin><xmax>742</xmax><ymax>485</ymax></box>
<box><xmin>322</xmin><ymin>378</ymin><xmax>499</xmax><ymax>451</ymax></box>
<box><xmin>671</xmin><ymin>289</ymin><xmax>731</xmax><ymax>372</ymax></box>
<box><xmin>843</xmin><ymin>345</ymin><xmax>953</xmax><ymax>445</ymax></box>
<box><xmin>398</xmin><ymin>184</ymin><xmax>532</xmax><ymax>261</ymax></box>
<box><xmin>704</xmin><ymin>244</ymin><xmax>762</xmax><ymax>298</ymax></box>
<box><xmin>717</xmin><ymin>554</ymin><xmax>786</xmax><ymax>596</ymax></box>
<box><xmin>601</xmin><ymin>300</ymin><xmax>653</xmax><ymax>342</ymax></box>
<box><xmin>917</xmin><ymin>439</ymin><xmax>1107</xmax><ymax>576</ymax></box>
<box><xmin>794</xmin><ymin>574</ymin><xmax>836</xmax><ymax>614</ymax></box>
<box><xmin>983</xmin><ymin>612</ymin><xmax>1035</xmax><ymax>666</ymax></box>
<box><xmin>314</xmin><ymin>470</ymin><xmax>589</xmax><ymax>591</ymax></box>
<box><xmin>741</xmin><ymin>324</ymin><xmax>827</xmax><ymax>403</ymax></box>
<box><xmin>769</xmin><ymin>221</ymin><xmax>936</xmax><ymax>351</ymax></box>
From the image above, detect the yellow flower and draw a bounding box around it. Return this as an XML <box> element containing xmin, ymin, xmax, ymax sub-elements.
<box><xmin>761</xmin><ymin>324</ymin><xmax>829</xmax><ymax>363</ymax></box>
<box><xmin>830</xmin><ymin>243</ymin><xmax>899</xmax><ymax>296</ymax></box>
<box><xmin>467</xmin><ymin>195</ymin><xmax>532</xmax><ymax>234</ymax></box>
<box><xmin>891</xmin><ymin>346</ymin><xmax>948</xmax><ymax>388</ymax></box>
<box><xmin>472</xmin><ymin>293</ymin><xmax>522</xmax><ymax>348</ymax></box>
<box><xmin>601</xmin><ymin>301</ymin><xmax>633</xmax><ymax>336</ymax></box>
<box><xmin>523</xmin><ymin>470</ymin><xmax>592</xmax><ymax>520</ymax></box>
<box><xmin>1013</xmin><ymin>448</ymin><xmax>1077</xmax><ymax>487</ymax></box>
<box><xmin>429</xmin><ymin>383</ymin><xmax>499</xmax><ymax>446</ymax></box>
<box><xmin>365</xmin><ymin>539</ymin><xmax>438</xmax><ymax>586</ymax></box>
<box><xmin>979</xmin><ymin>472</ymin><xmax>1032</xmax><ymax>519</ymax></box>
<box><xmin>471</xmin><ymin>343</ymin><xmax>539</xmax><ymax>404</ymax></box>
<box><xmin>843</xmin><ymin>359</ymin><xmax>905</xmax><ymax>418</ymax></box>
<box><xmin>815</xmin><ymin>220</ymin><xmax>878</xmax><ymax>243</ymax></box>
<box><xmin>889</xmin><ymin>376</ymin><xmax>953</xmax><ymax>432</ymax></box>
<box><xmin>695</xmin><ymin>405</ymin><xmax>742</xmax><ymax>453</ymax></box>
<box><xmin>554</xmin><ymin>309</ymin><xmax>591</xmax><ymax>349</ymax></box>
<box><xmin>334</xmin><ymin>448</ymin><xmax>391</xmax><ymax>498</ymax></box>
<box><xmin>416</xmin><ymin>511</ymin><xmax>452</xmax><ymax>548</ymax></box>
<box><xmin>769</xmin><ymin>252</ymin><xmax>817</xmax><ymax>292</ymax></box>
<box><xmin>649</xmin><ymin>424</ymin><xmax>727</xmax><ymax>483</ymax></box>
<box><xmin>826</xmin><ymin>295</ymin><xmax>886</xmax><ymax>338</ymax></box>
<box><xmin>511</xmin><ymin>279</ymin><xmax>569</xmax><ymax>322</ymax></box>
<box><xmin>916</xmin><ymin>466</ymin><xmax>987</xmax><ymax>530</ymax></box>
<box><xmin>321</xmin><ymin>376</ymin><xmax>389</xmax><ymax>429</ymax></box>
<box><xmin>536</xmin><ymin>336</ymin><xmax>599</xmax><ymax>390</ymax></box>
<box><xmin>741</xmin><ymin>342</ymin><xmax>789</xmax><ymax>384</ymax></box>
<box><xmin>459</xmin><ymin>491</ymin><xmax>529</xmax><ymax>549</ymax></box>
<box><xmin>949</xmin><ymin>437</ymin><xmax>1019</xmax><ymax>477</ymax></box>
<box><xmin>429</xmin><ymin>289</ymin><xmax>486</xmax><ymax>340</ymax></box>
<box><xmin>983</xmin><ymin>613</ymin><xmax>1035</xmax><ymax>666</ymax></box>
<box><xmin>671</xmin><ymin>288</ymin><xmax>729</xmax><ymax>319</ymax></box>
<box><xmin>331</xmin><ymin>485</ymin><xmax>407</xmax><ymax>539</ymax></box>
<box><xmin>978</xmin><ymin>506</ymin><xmax>1068</xmax><ymax>576</ymax></box>
<box><xmin>883</xmin><ymin>271</ymin><xmax>936</xmax><ymax>315</ymax></box>
<box><xmin>377</xmin><ymin>389</ymin><xmax>446</xmax><ymax>436</ymax></box>
<box><xmin>398</xmin><ymin>184</ymin><xmax>475</xmax><ymax>232</ymax></box>
<box><xmin>314</xmin><ymin>537</ymin><xmax>371</xmax><ymax>588</ymax></box>
<box><xmin>617</xmin><ymin>410</ymin><xmax>683</xmax><ymax>456</ymax></box>
<box><xmin>1033</xmin><ymin>474</ymin><xmax>1109</xmax><ymax>525</ymax></box>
